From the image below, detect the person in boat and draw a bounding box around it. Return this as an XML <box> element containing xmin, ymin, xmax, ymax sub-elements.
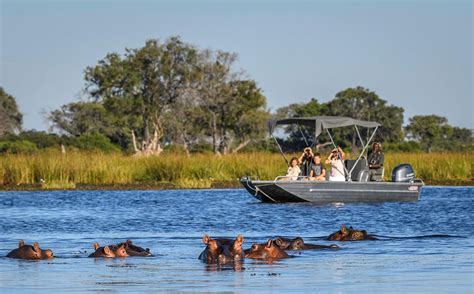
<box><xmin>309</xmin><ymin>153</ymin><xmax>326</xmax><ymax>181</ymax></box>
<box><xmin>368</xmin><ymin>142</ymin><xmax>384</xmax><ymax>181</ymax></box>
<box><xmin>284</xmin><ymin>157</ymin><xmax>301</xmax><ymax>180</ymax></box>
<box><xmin>298</xmin><ymin>147</ymin><xmax>314</xmax><ymax>178</ymax></box>
<box><xmin>325</xmin><ymin>146</ymin><xmax>346</xmax><ymax>181</ymax></box>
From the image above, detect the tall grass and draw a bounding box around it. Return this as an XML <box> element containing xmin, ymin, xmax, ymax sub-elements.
<box><xmin>0</xmin><ymin>151</ymin><xmax>472</xmax><ymax>189</ymax></box>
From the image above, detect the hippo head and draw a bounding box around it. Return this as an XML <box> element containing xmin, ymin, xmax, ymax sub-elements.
<box><xmin>40</xmin><ymin>248</ymin><xmax>54</xmax><ymax>259</ymax></box>
<box><xmin>123</xmin><ymin>240</ymin><xmax>152</xmax><ymax>256</ymax></box>
<box><xmin>341</xmin><ymin>225</ymin><xmax>350</xmax><ymax>237</ymax></box>
<box><xmin>29</xmin><ymin>241</ymin><xmax>54</xmax><ymax>259</ymax></box>
<box><xmin>202</xmin><ymin>234</ymin><xmax>222</xmax><ymax>261</ymax></box>
<box><xmin>275</xmin><ymin>237</ymin><xmax>305</xmax><ymax>250</ymax></box>
<box><xmin>7</xmin><ymin>240</ymin><xmax>54</xmax><ymax>260</ymax></box>
<box><xmin>114</xmin><ymin>244</ymin><xmax>129</xmax><ymax>258</ymax></box>
<box><xmin>228</xmin><ymin>235</ymin><xmax>244</xmax><ymax>260</ymax></box>
<box><xmin>289</xmin><ymin>237</ymin><xmax>305</xmax><ymax>250</ymax></box>
<box><xmin>247</xmin><ymin>239</ymin><xmax>289</xmax><ymax>260</ymax></box>
<box><xmin>274</xmin><ymin>237</ymin><xmax>291</xmax><ymax>250</ymax></box>
<box><xmin>93</xmin><ymin>242</ymin><xmax>115</xmax><ymax>258</ymax></box>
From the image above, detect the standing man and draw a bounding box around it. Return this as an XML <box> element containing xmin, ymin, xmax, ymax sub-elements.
<box><xmin>368</xmin><ymin>142</ymin><xmax>384</xmax><ymax>181</ymax></box>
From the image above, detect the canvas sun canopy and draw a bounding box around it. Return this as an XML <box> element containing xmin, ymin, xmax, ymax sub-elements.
<box><xmin>268</xmin><ymin>116</ymin><xmax>381</xmax><ymax>138</ymax></box>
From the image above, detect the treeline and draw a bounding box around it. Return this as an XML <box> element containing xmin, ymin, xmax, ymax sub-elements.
<box><xmin>0</xmin><ymin>36</ymin><xmax>472</xmax><ymax>155</ymax></box>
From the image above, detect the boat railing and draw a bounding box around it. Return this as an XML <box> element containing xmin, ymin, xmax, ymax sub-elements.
<box><xmin>273</xmin><ymin>176</ymin><xmax>311</xmax><ymax>182</ymax></box>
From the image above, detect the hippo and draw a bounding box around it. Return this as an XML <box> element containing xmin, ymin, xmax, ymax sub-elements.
<box><xmin>198</xmin><ymin>234</ymin><xmax>244</xmax><ymax>264</ymax></box>
<box><xmin>6</xmin><ymin>240</ymin><xmax>54</xmax><ymax>260</ymax></box>
<box><xmin>88</xmin><ymin>242</ymin><xmax>129</xmax><ymax>258</ymax></box>
<box><xmin>245</xmin><ymin>239</ymin><xmax>289</xmax><ymax>260</ymax></box>
<box><xmin>326</xmin><ymin>225</ymin><xmax>378</xmax><ymax>241</ymax></box>
<box><xmin>274</xmin><ymin>236</ymin><xmax>339</xmax><ymax>250</ymax></box>
<box><xmin>115</xmin><ymin>240</ymin><xmax>152</xmax><ymax>256</ymax></box>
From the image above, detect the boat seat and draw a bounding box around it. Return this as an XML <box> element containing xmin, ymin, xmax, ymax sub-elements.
<box><xmin>344</xmin><ymin>158</ymin><xmax>369</xmax><ymax>182</ymax></box>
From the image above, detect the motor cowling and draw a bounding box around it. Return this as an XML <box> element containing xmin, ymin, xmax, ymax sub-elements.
<box><xmin>391</xmin><ymin>164</ymin><xmax>416</xmax><ymax>182</ymax></box>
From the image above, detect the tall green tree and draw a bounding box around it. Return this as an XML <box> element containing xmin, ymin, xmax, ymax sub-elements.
<box><xmin>84</xmin><ymin>36</ymin><xmax>199</xmax><ymax>155</ymax></box>
<box><xmin>195</xmin><ymin>50</ymin><xmax>269</xmax><ymax>154</ymax></box>
<box><xmin>0</xmin><ymin>87</ymin><xmax>23</xmax><ymax>136</ymax></box>
<box><xmin>325</xmin><ymin>87</ymin><xmax>404</xmax><ymax>148</ymax></box>
<box><xmin>405</xmin><ymin>115</ymin><xmax>472</xmax><ymax>152</ymax></box>
<box><xmin>274</xmin><ymin>87</ymin><xmax>404</xmax><ymax>151</ymax></box>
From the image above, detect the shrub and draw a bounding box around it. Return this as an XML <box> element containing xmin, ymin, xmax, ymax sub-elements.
<box><xmin>0</xmin><ymin>140</ymin><xmax>38</xmax><ymax>154</ymax></box>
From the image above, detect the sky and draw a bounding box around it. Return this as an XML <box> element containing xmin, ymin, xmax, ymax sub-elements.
<box><xmin>1</xmin><ymin>0</ymin><xmax>472</xmax><ymax>131</ymax></box>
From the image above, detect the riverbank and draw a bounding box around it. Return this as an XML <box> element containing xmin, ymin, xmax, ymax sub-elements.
<box><xmin>1</xmin><ymin>151</ymin><xmax>472</xmax><ymax>190</ymax></box>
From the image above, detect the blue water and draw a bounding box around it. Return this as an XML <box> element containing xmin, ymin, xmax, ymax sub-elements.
<box><xmin>0</xmin><ymin>187</ymin><xmax>473</xmax><ymax>293</ymax></box>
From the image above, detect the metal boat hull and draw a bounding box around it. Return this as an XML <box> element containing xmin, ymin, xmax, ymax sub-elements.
<box><xmin>240</xmin><ymin>178</ymin><xmax>422</xmax><ymax>203</ymax></box>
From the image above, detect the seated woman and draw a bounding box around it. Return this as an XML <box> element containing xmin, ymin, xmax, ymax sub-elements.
<box><xmin>325</xmin><ymin>146</ymin><xmax>346</xmax><ymax>182</ymax></box>
<box><xmin>309</xmin><ymin>153</ymin><xmax>326</xmax><ymax>181</ymax></box>
<box><xmin>283</xmin><ymin>157</ymin><xmax>301</xmax><ymax>181</ymax></box>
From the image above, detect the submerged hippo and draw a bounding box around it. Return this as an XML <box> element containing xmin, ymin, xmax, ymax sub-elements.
<box><xmin>245</xmin><ymin>239</ymin><xmax>289</xmax><ymax>260</ymax></box>
<box><xmin>6</xmin><ymin>240</ymin><xmax>54</xmax><ymax>260</ymax></box>
<box><xmin>115</xmin><ymin>240</ymin><xmax>152</xmax><ymax>257</ymax></box>
<box><xmin>88</xmin><ymin>242</ymin><xmax>129</xmax><ymax>258</ymax></box>
<box><xmin>327</xmin><ymin>225</ymin><xmax>378</xmax><ymax>241</ymax></box>
<box><xmin>198</xmin><ymin>234</ymin><xmax>245</xmax><ymax>264</ymax></box>
<box><xmin>274</xmin><ymin>236</ymin><xmax>339</xmax><ymax>250</ymax></box>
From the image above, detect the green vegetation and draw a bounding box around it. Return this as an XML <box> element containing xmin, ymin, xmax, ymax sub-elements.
<box><xmin>1</xmin><ymin>151</ymin><xmax>471</xmax><ymax>190</ymax></box>
<box><xmin>1</xmin><ymin>37</ymin><xmax>472</xmax><ymax>157</ymax></box>
<box><xmin>0</xmin><ymin>36</ymin><xmax>472</xmax><ymax>191</ymax></box>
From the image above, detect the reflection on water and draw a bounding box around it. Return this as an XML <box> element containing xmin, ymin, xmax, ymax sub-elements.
<box><xmin>0</xmin><ymin>187</ymin><xmax>473</xmax><ymax>292</ymax></box>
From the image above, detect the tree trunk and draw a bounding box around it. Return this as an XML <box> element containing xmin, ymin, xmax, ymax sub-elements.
<box><xmin>211</xmin><ymin>113</ymin><xmax>220</xmax><ymax>155</ymax></box>
<box><xmin>232</xmin><ymin>139</ymin><xmax>251</xmax><ymax>154</ymax></box>
<box><xmin>181</xmin><ymin>133</ymin><xmax>190</xmax><ymax>157</ymax></box>
<box><xmin>132</xmin><ymin>127</ymin><xmax>163</xmax><ymax>156</ymax></box>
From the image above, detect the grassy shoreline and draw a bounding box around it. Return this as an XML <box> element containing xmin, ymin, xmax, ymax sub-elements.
<box><xmin>1</xmin><ymin>151</ymin><xmax>472</xmax><ymax>190</ymax></box>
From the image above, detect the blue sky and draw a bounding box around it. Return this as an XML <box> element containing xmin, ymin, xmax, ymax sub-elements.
<box><xmin>1</xmin><ymin>0</ymin><xmax>472</xmax><ymax>131</ymax></box>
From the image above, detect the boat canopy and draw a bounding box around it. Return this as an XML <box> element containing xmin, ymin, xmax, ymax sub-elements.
<box><xmin>268</xmin><ymin>116</ymin><xmax>381</xmax><ymax>138</ymax></box>
<box><xmin>268</xmin><ymin>116</ymin><xmax>382</xmax><ymax>181</ymax></box>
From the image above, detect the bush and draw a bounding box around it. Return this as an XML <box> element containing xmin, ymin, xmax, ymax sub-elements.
<box><xmin>71</xmin><ymin>133</ymin><xmax>121</xmax><ymax>153</ymax></box>
<box><xmin>0</xmin><ymin>140</ymin><xmax>38</xmax><ymax>154</ymax></box>
<box><xmin>383</xmin><ymin>141</ymin><xmax>421</xmax><ymax>152</ymax></box>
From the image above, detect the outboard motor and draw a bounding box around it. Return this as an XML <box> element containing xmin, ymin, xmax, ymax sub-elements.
<box><xmin>391</xmin><ymin>164</ymin><xmax>416</xmax><ymax>182</ymax></box>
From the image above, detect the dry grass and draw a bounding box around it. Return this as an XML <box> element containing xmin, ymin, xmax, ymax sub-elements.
<box><xmin>0</xmin><ymin>151</ymin><xmax>471</xmax><ymax>189</ymax></box>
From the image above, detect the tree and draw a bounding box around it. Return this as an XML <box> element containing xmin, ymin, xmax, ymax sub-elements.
<box><xmin>195</xmin><ymin>50</ymin><xmax>269</xmax><ymax>155</ymax></box>
<box><xmin>84</xmin><ymin>36</ymin><xmax>199</xmax><ymax>155</ymax></box>
<box><xmin>325</xmin><ymin>87</ymin><xmax>404</xmax><ymax>148</ymax></box>
<box><xmin>273</xmin><ymin>98</ymin><xmax>326</xmax><ymax>151</ymax></box>
<box><xmin>274</xmin><ymin>87</ymin><xmax>404</xmax><ymax>152</ymax></box>
<box><xmin>0</xmin><ymin>87</ymin><xmax>23</xmax><ymax>136</ymax></box>
<box><xmin>48</xmin><ymin>101</ymin><xmax>110</xmax><ymax>136</ymax></box>
<box><xmin>405</xmin><ymin>115</ymin><xmax>473</xmax><ymax>152</ymax></box>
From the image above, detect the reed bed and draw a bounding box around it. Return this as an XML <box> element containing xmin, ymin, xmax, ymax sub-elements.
<box><xmin>0</xmin><ymin>151</ymin><xmax>472</xmax><ymax>189</ymax></box>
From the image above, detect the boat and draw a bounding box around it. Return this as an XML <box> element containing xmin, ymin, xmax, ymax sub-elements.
<box><xmin>240</xmin><ymin>116</ymin><xmax>423</xmax><ymax>203</ymax></box>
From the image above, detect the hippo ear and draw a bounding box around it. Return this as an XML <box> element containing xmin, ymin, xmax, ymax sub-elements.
<box><xmin>203</xmin><ymin>234</ymin><xmax>210</xmax><ymax>244</ymax></box>
<box><xmin>275</xmin><ymin>237</ymin><xmax>282</xmax><ymax>246</ymax></box>
<box><xmin>93</xmin><ymin>242</ymin><xmax>100</xmax><ymax>250</ymax></box>
<box><xmin>266</xmin><ymin>239</ymin><xmax>273</xmax><ymax>248</ymax></box>
<box><xmin>103</xmin><ymin>246</ymin><xmax>112</xmax><ymax>255</ymax></box>
<box><xmin>33</xmin><ymin>242</ymin><xmax>40</xmax><ymax>252</ymax></box>
<box><xmin>18</xmin><ymin>240</ymin><xmax>25</xmax><ymax>248</ymax></box>
<box><xmin>236</xmin><ymin>234</ymin><xmax>244</xmax><ymax>244</ymax></box>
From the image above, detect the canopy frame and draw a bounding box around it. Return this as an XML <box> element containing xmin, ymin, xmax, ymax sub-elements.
<box><xmin>269</xmin><ymin>116</ymin><xmax>381</xmax><ymax>181</ymax></box>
